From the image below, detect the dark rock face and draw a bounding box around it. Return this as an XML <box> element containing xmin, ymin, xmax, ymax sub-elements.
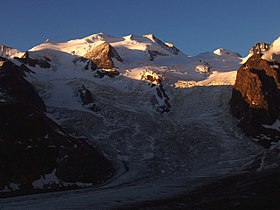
<box><xmin>83</xmin><ymin>42</ymin><xmax>122</xmax><ymax>77</ymax></box>
<box><xmin>143</xmin><ymin>74</ymin><xmax>171</xmax><ymax>113</ymax></box>
<box><xmin>0</xmin><ymin>59</ymin><xmax>115</xmax><ymax>194</ymax></box>
<box><xmin>73</xmin><ymin>56</ymin><xmax>97</xmax><ymax>71</ymax></box>
<box><xmin>155</xmin><ymin>84</ymin><xmax>171</xmax><ymax>113</ymax></box>
<box><xmin>78</xmin><ymin>85</ymin><xmax>94</xmax><ymax>105</ymax></box>
<box><xmin>77</xmin><ymin>85</ymin><xmax>101</xmax><ymax>112</ymax></box>
<box><xmin>148</xmin><ymin>50</ymin><xmax>167</xmax><ymax>61</ymax></box>
<box><xmin>84</xmin><ymin>42</ymin><xmax>122</xmax><ymax>69</ymax></box>
<box><xmin>14</xmin><ymin>51</ymin><xmax>51</xmax><ymax>68</ymax></box>
<box><xmin>230</xmin><ymin>51</ymin><xmax>280</xmax><ymax>147</ymax></box>
<box><xmin>0</xmin><ymin>57</ymin><xmax>45</xmax><ymax>110</ymax></box>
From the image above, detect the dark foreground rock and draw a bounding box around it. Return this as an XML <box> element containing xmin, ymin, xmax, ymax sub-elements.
<box><xmin>229</xmin><ymin>49</ymin><xmax>280</xmax><ymax>147</ymax></box>
<box><xmin>0</xmin><ymin>58</ymin><xmax>115</xmax><ymax>195</ymax></box>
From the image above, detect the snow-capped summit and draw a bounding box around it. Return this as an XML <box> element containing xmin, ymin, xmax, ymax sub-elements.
<box><xmin>85</xmin><ymin>32</ymin><xmax>124</xmax><ymax>44</ymax></box>
<box><xmin>213</xmin><ymin>48</ymin><xmax>241</xmax><ymax>57</ymax></box>
<box><xmin>29</xmin><ymin>33</ymin><xmax>182</xmax><ymax>67</ymax></box>
<box><xmin>0</xmin><ymin>44</ymin><xmax>23</xmax><ymax>58</ymax></box>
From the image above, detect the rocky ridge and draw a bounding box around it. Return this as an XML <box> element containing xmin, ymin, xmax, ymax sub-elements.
<box><xmin>0</xmin><ymin>57</ymin><xmax>115</xmax><ymax>196</ymax></box>
<box><xmin>230</xmin><ymin>42</ymin><xmax>280</xmax><ymax>147</ymax></box>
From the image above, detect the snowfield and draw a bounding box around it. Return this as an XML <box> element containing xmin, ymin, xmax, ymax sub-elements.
<box><xmin>0</xmin><ymin>33</ymin><xmax>266</xmax><ymax>209</ymax></box>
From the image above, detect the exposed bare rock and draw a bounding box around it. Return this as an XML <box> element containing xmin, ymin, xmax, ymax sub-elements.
<box><xmin>0</xmin><ymin>57</ymin><xmax>45</xmax><ymax>110</ymax></box>
<box><xmin>14</xmin><ymin>51</ymin><xmax>51</xmax><ymax>68</ymax></box>
<box><xmin>0</xmin><ymin>44</ymin><xmax>22</xmax><ymax>58</ymax></box>
<box><xmin>230</xmin><ymin>52</ymin><xmax>280</xmax><ymax>147</ymax></box>
<box><xmin>77</xmin><ymin>85</ymin><xmax>101</xmax><ymax>112</ymax></box>
<box><xmin>249</xmin><ymin>42</ymin><xmax>271</xmax><ymax>55</ymax></box>
<box><xmin>73</xmin><ymin>56</ymin><xmax>97</xmax><ymax>71</ymax></box>
<box><xmin>143</xmin><ymin>73</ymin><xmax>171</xmax><ymax>113</ymax></box>
<box><xmin>0</xmin><ymin>59</ymin><xmax>115</xmax><ymax>195</ymax></box>
<box><xmin>196</xmin><ymin>60</ymin><xmax>214</xmax><ymax>74</ymax></box>
<box><xmin>148</xmin><ymin>50</ymin><xmax>167</xmax><ymax>61</ymax></box>
<box><xmin>84</xmin><ymin>42</ymin><xmax>122</xmax><ymax>69</ymax></box>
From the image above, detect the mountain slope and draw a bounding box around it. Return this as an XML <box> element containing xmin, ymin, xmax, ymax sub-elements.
<box><xmin>1</xmin><ymin>33</ymin><xmax>272</xmax><ymax>209</ymax></box>
<box><xmin>0</xmin><ymin>57</ymin><xmax>115</xmax><ymax>196</ymax></box>
<box><xmin>230</xmin><ymin>39</ymin><xmax>280</xmax><ymax>147</ymax></box>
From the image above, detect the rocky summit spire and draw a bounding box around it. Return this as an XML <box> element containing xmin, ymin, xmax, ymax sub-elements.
<box><xmin>249</xmin><ymin>42</ymin><xmax>270</xmax><ymax>55</ymax></box>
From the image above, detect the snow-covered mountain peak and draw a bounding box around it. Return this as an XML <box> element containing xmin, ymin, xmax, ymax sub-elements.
<box><xmin>0</xmin><ymin>44</ymin><xmax>23</xmax><ymax>58</ymax></box>
<box><xmin>85</xmin><ymin>32</ymin><xmax>124</xmax><ymax>44</ymax></box>
<box><xmin>143</xmin><ymin>33</ymin><xmax>157</xmax><ymax>41</ymax></box>
<box><xmin>122</xmin><ymin>33</ymin><xmax>157</xmax><ymax>43</ymax></box>
<box><xmin>44</xmin><ymin>38</ymin><xmax>55</xmax><ymax>43</ymax></box>
<box><xmin>213</xmin><ymin>48</ymin><xmax>241</xmax><ymax>57</ymax></box>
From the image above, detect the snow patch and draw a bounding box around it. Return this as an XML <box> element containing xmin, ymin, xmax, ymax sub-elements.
<box><xmin>262</xmin><ymin>37</ymin><xmax>280</xmax><ymax>63</ymax></box>
<box><xmin>32</xmin><ymin>170</ymin><xmax>60</xmax><ymax>189</ymax></box>
<box><xmin>262</xmin><ymin>119</ymin><xmax>280</xmax><ymax>131</ymax></box>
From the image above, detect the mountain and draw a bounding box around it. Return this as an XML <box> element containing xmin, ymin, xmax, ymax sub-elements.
<box><xmin>0</xmin><ymin>44</ymin><xmax>23</xmax><ymax>58</ymax></box>
<box><xmin>0</xmin><ymin>57</ymin><xmax>115</xmax><ymax>195</ymax></box>
<box><xmin>230</xmin><ymin>38</ymin><xmax>280</xmax><ymax>147</ymax></box>
<box><xmin>1</xmin><ymin>33</ymin><xmax>280</xmax><ymax>209</ymax></box>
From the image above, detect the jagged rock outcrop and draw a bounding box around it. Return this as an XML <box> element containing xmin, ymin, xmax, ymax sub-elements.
<box><xmin>230</xmin><ymin>45</ymin><xmax>280</xmax><ymax>147</ymax></box>
<box><xmin>0</xmin><ymin>57</ymin><xmax>45</xmax><ymax>109</ymax></box>
<box><xmin>147</xmin><ymin>50</ymin><xmax>167</xmax><ymax>61</ymax></box>
<box><xmin>196</xmin><ymin>60</ymin><xmax>214</xmax><ymax>74</ymax></box>
<box><xmin>83</xmin><ymin>42</ymin><xmax>122</xmax><ymax>77</ymax></box>
<box><xmin>0</xmin><ymin>59</ymin><xmax>115</xmax><ymax>195</ymax></box>
<box><xmin>249</xmin><ymin>42</ymin><xmax>271</xmax><ymax>55</ymax></box>
<box><xmin>14</xmin><ymin>51</ymin><xmax>51</xmax><ymax>68</ymax></box>
<box><xmin>141</xmin><ymin>72</ymin><xmax>171</xmax><ymax>113</ymax></box>
<box><xmin>73</xmin><ymin>56</ymin><xmax>97</xmax><ymax>71</ymax></box>
<box><xmin>84</xmin><ymin>42</ymin><xmax>122</xmax><ymax>69</ymax></box>
<box><xmin>0</xmin><ymin>44</ymin><xmax>22</xmax><ymax>58</ymax></box>
<box><xmin>78</xmin><ymin>85</ymin><xmax>101</xmax><ymax>112</ymax></box>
